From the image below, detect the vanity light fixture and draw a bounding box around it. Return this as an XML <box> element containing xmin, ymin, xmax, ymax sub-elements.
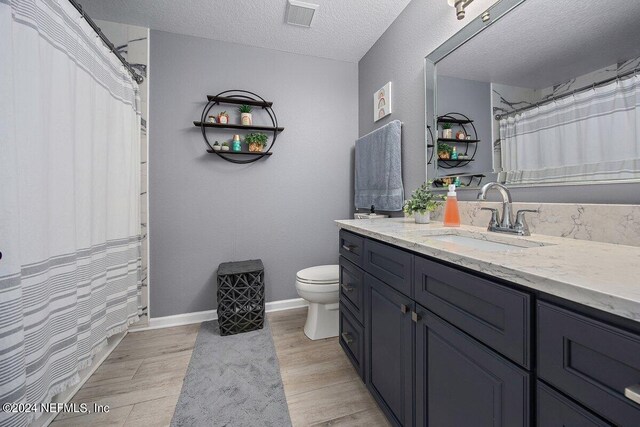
<box><xmin>286</xmin><ymin>0</ymin><xmax>319</xmax><ymax>27</ymax></box>
<box><xmin>447</xmin><ymin>0</ymin><xmax>474</xmax><ymax>20</ymax></box>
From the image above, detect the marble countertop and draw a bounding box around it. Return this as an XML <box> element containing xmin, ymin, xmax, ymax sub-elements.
<box><xmin>336</xmin><ymin>218</ymin><xmax>640</xmax><ymax>323</ymax></box>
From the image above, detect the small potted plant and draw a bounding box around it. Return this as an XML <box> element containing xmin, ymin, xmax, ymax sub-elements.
<box><xmin>218</xmin><ymin>111</ymin><xmax>229</xmax><ymax>124</ymax></box>
<box><xmin>221</xmin><ymin>141</ymin><xmax>230</xmax><ymax>151</ymax></box>
<box><xmin>442</xmin><ymin>123</ymin><xmax>453</xmax><ymax>139</ymax></box>
<box><xmin>403</xmin><ymin>182</ymin><xmax>443</xmax><ymax>224</ymax></box>
<box><xmin>239</xmin><ymin>105</ymin><xmax>253</xmax><ymax>125</ymax></box>
<box><xmin>245</xmin><ymin>132</ymin><xmax>268</xmax><ymax>152</ymax></box>
<box><xmin>212</xmin><ymin>141</ymin><xmax>221</xmax><ymax>151</ymax></box>
<box><xmin>438</xmin><ymin>143</ymin><xmax>452</xmax><ymax>160</ymax></box>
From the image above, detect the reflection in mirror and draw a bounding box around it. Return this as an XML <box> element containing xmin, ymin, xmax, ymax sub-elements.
<box><xmin>426</xmin><ymin>0</ymin><xmax>640</xmax><ymax>190</ymax></box>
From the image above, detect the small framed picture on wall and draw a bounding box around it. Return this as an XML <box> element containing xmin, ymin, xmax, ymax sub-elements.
<box><xmin>374</xmin><ymin>82</ymin><xmax>392</xmax><ymax>122</ymax></box>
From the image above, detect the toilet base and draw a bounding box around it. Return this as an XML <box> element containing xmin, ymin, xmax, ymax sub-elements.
<box><xmin>304</xmin><ymin>302</ymin><xmax>339</xmax><ymax>340</ymax></box>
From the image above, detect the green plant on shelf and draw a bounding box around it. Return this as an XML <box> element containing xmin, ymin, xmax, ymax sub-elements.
<box><xmin>403</xmin><ymin>181</ymin><xmax>443</xmax><ymax>215</ymax></box>
<box><xmin>441</xmin><ymin>122</ymin><xmax>452</xmax><ymax>130</ymax></box>
<box><xmin>238</xmin><ymin>105</ymin><xmax>253</xmax><ymax>113</ymax></box>
<box><xmin>437</xmin><ymin>143</ymin><xmax>453</xmax><ymax>158</ymax></box>
<box><xmin>245</xmin><ymin>132</ymin><xmax>269</xmax><ymax>152</ymax></box>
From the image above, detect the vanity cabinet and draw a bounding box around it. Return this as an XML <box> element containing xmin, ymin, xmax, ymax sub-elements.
<box><xmin>415</xmin><ymin>308</ymin><xmax>530</xmax><ymax>427</ymax></box>
<box><xmin>337</xmin><ymin>229</ymin><xmax>640</xmax><ymax>427</ymax></box>
<box><xmin>364</xmin><ymin>274</ymin><xmax>414</xmax><ymax>427</ymax></box>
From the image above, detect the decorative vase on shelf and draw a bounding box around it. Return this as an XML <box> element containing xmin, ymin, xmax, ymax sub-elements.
<box><xmin>414</xmin><ymin>211</ymin><xmax>431</xmax><ymax>224</ymax></box>
<box><xmin>232</xmin><ymin>135</ymin><xmax>242</xmax><ymax>152</ymax></box>
<box><xmin>241</xmin><ymin>113</ymin><xmax>253</xmax><ymax>125</ymax></box>
<box><xmin>249</xmin><ymin>143</ymin><xmax>263</xmax><ymax>152</ymax></box>
<box><xmin>442</xmin><ymin>128</ymin><xmax>453</xmax><ymax>139</ymax></box>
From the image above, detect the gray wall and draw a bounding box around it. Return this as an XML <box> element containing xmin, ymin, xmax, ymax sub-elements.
<box><xmin>358</xmin><ymin>0</ymin><xmax>639</xmax><ymax>204</ymax></box>
<box><xmin>149</xmin><ymin>30</ymin><xmax>358</xmax><ymax>317</ymax></box>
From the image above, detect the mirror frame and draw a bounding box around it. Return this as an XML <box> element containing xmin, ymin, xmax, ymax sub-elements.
<box><xmin>424</xmin><ymin>0</ymin><xmax>640</xmax><ymax>190</ymax></box>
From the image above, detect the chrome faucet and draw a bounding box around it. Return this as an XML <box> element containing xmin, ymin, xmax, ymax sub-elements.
<box><xmin>477</xmin><ymin>182</ymin><xmax>538</xmax><ymax>236</ymax></box>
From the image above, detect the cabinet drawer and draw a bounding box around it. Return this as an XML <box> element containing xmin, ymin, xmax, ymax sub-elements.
<box><xmin>339</xmin><ymin>230</ymin><xmax>364</xmax><ymax>267</ymax></box>
<box><xmin>538</xmin><ymin>302</ymin><xmax>640</xmax><ymax>426</ymax></box>
<box><xmin>363</xmin><ymin>239</ymin><xmax>413</xmax><ymax>297</ymax></box>
<box><xmin>537</xmin><ymin>382</ymin><xmax>611</xmax><ymax>427</ymax></box>
<box><xmin>415</xmin><ymin>256</ymin><xmax>531</xmax><ymax>368</ymax></box>
<box><xmin>339</xmin><ymin>257</ymin><xmax>364</xmax><ymax>323</ymax></box>
<box><xmin>339</xmin><ymin>304</ymin><xmax>365</xmax><ymax>380</ymax></box>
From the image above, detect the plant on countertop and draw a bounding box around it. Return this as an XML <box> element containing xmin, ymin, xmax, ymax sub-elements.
<box><xmin>239</xmin><ymin>105</ymin><xmax>253</xmax><ymax>125</ymax></box>
<box><xmin>245</xmin><ymin>132</ymin><xmax>268</xmax><ymax>152</ymax></box>
<box><xmin>404</xmin><ymin>182</ymin><xmax>443</xmax><ymax>224</ymax></box>
<box><xmin>437</xmin><ymin>143</ymin><xmax>453</xmax><ymax>159</ymax></box>
<box><xmin>403</xmin><ymin>181</ymin><xmax>443</xmax><ymax>215</ymax></box>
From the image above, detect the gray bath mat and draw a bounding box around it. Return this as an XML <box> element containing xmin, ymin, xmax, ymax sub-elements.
<box><xmin>170</xmin><ymin>320</ymin><xmax>292</xmax><ymax>427</ymax></box>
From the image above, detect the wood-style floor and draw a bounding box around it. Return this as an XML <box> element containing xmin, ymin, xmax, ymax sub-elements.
<box><xmin>52</xmin><ymin>308</ymin><xmax>388</xmax><ymax>427</ymax></box>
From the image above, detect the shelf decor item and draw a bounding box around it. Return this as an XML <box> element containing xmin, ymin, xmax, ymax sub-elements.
<box><xmin>212</xmin><ymin>141</ymin><xmax>221</xmax><ymax>151</ymax></box>
<box><xmin>232</xmin><ymin>135</ymin><xmax>242</xmax><ymax>152</ymax></box>
<box><xmin>442</xmin><ymin>123</ymin><xmax>453</xmax><ymax>139</ymax></box>
<box><xmin>456</xmin><ymin>130</ymin><xmax>466</xmax><ymax>139</ymax></box>
<box><xmin>218</xmin><ymin>111</ymin><xmax>229</xmax><ymax>124</ymax></box>
<box><xmin>221</xmin><ymin>141</ymin><xmax>230</xmax><ymax>151</ymax></box>
<box><xmin>245</xmin><ymin>132</ymin><xmax>268</xmax><ymax>152</ymax></box>
<box><xmin>438</xmin><ymin>143</ymin><xmax>453</xmax><ymax>160</ymax></box>
<box><xmin>207</xmin><ymin>115</ymin><xmax>216</xmax><ymax>124</ymax></box>
<box><xmin>403</xmin><ymin>181</ymin><xmax>443</xmax><ymax>224</ymax></box>
<box><xmin>239</xmin><ymin>104</ymin><xmax>253</xmax><ymax>125</ymax></box>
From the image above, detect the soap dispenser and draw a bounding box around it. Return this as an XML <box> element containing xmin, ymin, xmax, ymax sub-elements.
<box><xmin>444</xmin><ymin>184</ymin><xmax>461</xmax><ymax>227</ymax></box>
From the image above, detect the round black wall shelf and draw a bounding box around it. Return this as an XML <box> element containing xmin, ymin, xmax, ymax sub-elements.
<box><xmin>194</xmin><ymin>90</ymin><xmax>284</xmax><ymax>164</ymax></box>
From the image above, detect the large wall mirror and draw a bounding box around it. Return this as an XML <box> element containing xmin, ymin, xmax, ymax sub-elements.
<box><xmin>425</xmin><ymin>0</ymin><xmax>640</xmax><ymax>190</ymax></box>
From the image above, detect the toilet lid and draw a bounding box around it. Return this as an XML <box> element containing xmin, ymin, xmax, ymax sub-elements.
<box><xmin>296</xmin><ymin>265</ymin><xmax>339</xmax><ymax>284</ymax></box>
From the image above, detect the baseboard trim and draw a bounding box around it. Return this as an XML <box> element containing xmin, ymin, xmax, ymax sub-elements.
<box><xmin>140</xmin><ymin>298</ymin><xmax>309</xmax><ymax>331</ymax></box>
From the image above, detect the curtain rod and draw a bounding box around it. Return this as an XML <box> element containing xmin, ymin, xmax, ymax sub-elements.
<box><xmin>495</xmin><ymin>65</ymin><xmax>640</xmax><ymax>120</ymax></box>
<box><xmin>68</xmin><ymin>0</ymin><xmax>144</xmax><ymax>84</ymax></box>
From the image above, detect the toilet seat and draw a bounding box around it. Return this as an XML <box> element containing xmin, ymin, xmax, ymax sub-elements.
<box><xmin>296</xmin><ymin>265</ymin><xmax>339</xmax><ymax>285</ymax></box>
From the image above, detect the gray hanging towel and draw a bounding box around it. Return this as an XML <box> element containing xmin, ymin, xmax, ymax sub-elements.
<box><xmin>354</xmin><ymin>119</ymin><xmax>404</xmax><ymax>211</ymax></box>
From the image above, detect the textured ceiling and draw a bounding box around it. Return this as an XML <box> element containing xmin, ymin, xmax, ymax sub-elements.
<box><xmin>80</xmin><ymin>0</ymin><xmax>412</xmax><ymax>62</ymax></box>
<box><xmin>437</xmin><ymin>0</ymin><xmax>640</xmax><ymax>88</ymax></box>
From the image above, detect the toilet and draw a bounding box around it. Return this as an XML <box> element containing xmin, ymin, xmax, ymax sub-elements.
<box><xmin>295</xmin><ymin>265</ymin><xmax>340</xmax><ymax>340</ymax></box>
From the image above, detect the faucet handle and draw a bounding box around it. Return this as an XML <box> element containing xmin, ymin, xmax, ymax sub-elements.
<box><xmin>515</xmin><ymin>209</ymin><xmax>538</xmax><ymax>224</ymax></box>
<box><xmin>480</xmin><ymin>207</ymin><xmax>500</xmax><ymax>228</ymax></box>
<box><xmin>514</xmin><ymin>209</ymin><xmax>538</xmax><ymax>235</ymax></box>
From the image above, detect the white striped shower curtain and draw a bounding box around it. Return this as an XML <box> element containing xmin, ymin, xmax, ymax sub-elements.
<box><xmin>0</xmin><ymin>1</ymin><xmax>142</xmax><ymax>426</ymax></box>
<box><xmin>500</xmin><ymin>75</ymin><xmax>640</xmax><ymax>184</ymax></box>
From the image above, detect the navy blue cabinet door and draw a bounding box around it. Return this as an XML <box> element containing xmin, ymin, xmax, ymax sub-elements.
<box><xmin>365</xmin><ymin>274</ymin><xmax>414</xmax><ymax>427</ymax></box>
<box><xmin>415</xmin><ymin>306</ymin><xmax>531</xmax><ymax>427</ymax></box>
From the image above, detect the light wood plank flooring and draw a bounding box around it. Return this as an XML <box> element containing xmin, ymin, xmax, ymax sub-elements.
<box><xmin>52</xmin><ymin>308</ymin><xmax>388</xmax><ymax>427</ymax></box>
<box><xmin>269</xmin><ymin>308</ymin><xmax>388</xmax><ymax>427</ymax></box>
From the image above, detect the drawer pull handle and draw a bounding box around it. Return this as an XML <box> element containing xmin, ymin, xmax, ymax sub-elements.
<box><xmin>400</xmin><ymin>304</ymin><xmax>408</xmax><ymax>314</ymax></box>
<box><xmin>341</xmin><ymin>283</ymin><xmax>354</xmax><ymax>292</ymax></box>
<box><xmin>342</xmin><ymin>244</ymin><xmax>356</xmax><ymax>252</ymax></box>
<box><xmin>341</xmin><ymin>332</ymin><xmax>354</xmax><ymax>344</ymax></box>
<box><xmin>625</xmin><ymin>384</ymin><xmax>640</xmax><ymax>405</ymax></box>
<box><xmin>411</xmin><ymin>311</ymin><xmax>421</xmax><ymax>323</ymax></box>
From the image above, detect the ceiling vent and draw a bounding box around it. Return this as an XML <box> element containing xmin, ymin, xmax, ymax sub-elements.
<box><xmin>286</xmin><ymin>0</ymin><xmax>318</xmax><ymax>28</ymax></box>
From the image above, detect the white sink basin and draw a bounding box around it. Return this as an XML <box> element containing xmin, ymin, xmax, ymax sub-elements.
<box><xmin>427</xmin><ymin>234</ymin><xmax>542</xmax><ymax>252</ymax></box>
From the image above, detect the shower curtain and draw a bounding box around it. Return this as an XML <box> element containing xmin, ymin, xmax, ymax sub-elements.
<box><xmin>500</xmin><ymin>75</ymin><xmax>640</xmax><ymax>184</ymax></box>
<box><xmin>0</xmin><ymin>1</ymin><xmax>142</xmax><ymax>425</ymax></box>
